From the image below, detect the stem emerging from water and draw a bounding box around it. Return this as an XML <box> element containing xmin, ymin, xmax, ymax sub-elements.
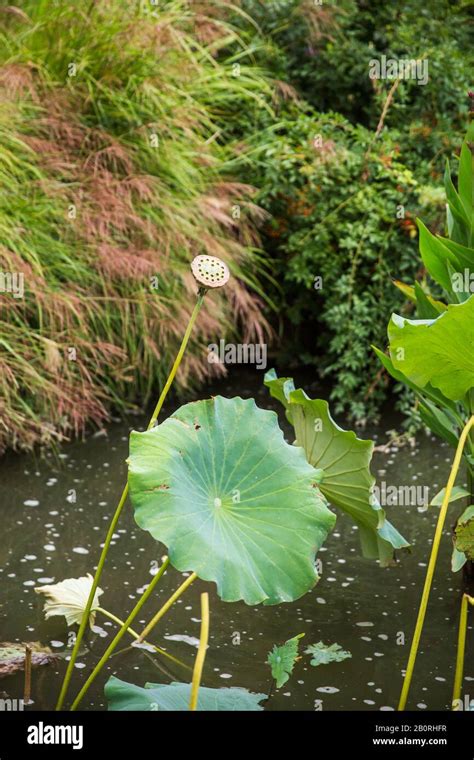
<box><xmin>56</xmin><ymin>293</ymin><xmax>205</xmax><ymax>711</ymax></box>
<box><xmin>137</xmin><ymin>572</ymin><xmax>198</xmax><ymax>643</ymax></box>
<box><xmin>189</xmin><ymin>592</ymin><xmax>210</xmax><ymax>711</ymax></box>
<box><xmin>70</xmin><ymin>558</ymin><xmax>170</xmax><ymax>711</ymax></box>
<box><xmin>452</xmin><ymin>593</ymin><xmax>474</xmax><ymax>709</ymax></box>
<box><xmin>398</xmin><ymin>415</ymin><xmax>474</xmax><ymax>711</ymax></box>
<box><xmin>96</xmin><ymin>607</ymin><xmax>188</xmax><ymax>671</ymax></box>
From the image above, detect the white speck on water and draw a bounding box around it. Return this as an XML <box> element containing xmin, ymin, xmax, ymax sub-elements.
<box><xmin>74</xmin><ymin>663</ymin><xmax>86</xmax><ymax>669</ymax></box>
<box><xmin>316</xmin><ymin>687</ymin><xmax>339</xmax><ymax>694</ymax></box>
<box><xmin>316</xmin><ymin>597</ymin><xmax>326</xmax><ymax>604</ymax></box>
<box><xmin>72</xmin><ymin>547</ymin><xmax>89</xmax><ymax>555</ymax></box>
<box><xmin>50</xmin><ymin>641</ymin><xmax>64</xmax><ymax>648</ymax></box>
<box><xmin>417</xmin><ymin>703</ymin><xmax>427</xmax><ymax>709</ymax></box>
<box><xmin>434</xmin><ymin>676</ymin><xmax>446</xmax><ymax>682</ymax></box>
<box><xmin>43</xmin><ymin>545</ymin><xmax>55</xmax><ymax>552</ymax></box>
<box><xmin>37</xmin><ymin>577</ymin><xmax>54</xmax><ymax>583</ymax></box>
<box><xmin>380</xmin><ymin>706</ymin><xmax>395</xmax><ymax>711</ymax></box>
<box><xmin>23</xmin><ymin>581</ymin><xmax>35</xmax><ymax>586</ymax></box>
<box><xmin>356</xmin><ymin>622</ymin><xmax>374</xmax><ymax>627</ymax></box>
<box><xmin>24</xmin><ymin>500</ymin><xmax>39</xmax><ymax>507</ymax></box>
<box><xmin>24</xmin><ymin>555</ymin><xmax>37</xmax><ymax>561</ymax></box>
<box><xmin>164</xmin><ymin>634</ymin><xmax>201</xmax><ymax>648</ymax></box>
<box><xmin>219</xmin><ymin>673</ymin><xmax>232</xmax><ymax>679</ymax></box>
<box><xmin>364</xmin><ymin>700</ymin><xmax>375</xmax><ymax>705</ymax></box>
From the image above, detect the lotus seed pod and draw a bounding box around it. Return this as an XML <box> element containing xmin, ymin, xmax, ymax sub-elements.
<box><xmin>191</xmin><ymin>255</ymin><xmax>230</xmax><ymax>289</ymax></box>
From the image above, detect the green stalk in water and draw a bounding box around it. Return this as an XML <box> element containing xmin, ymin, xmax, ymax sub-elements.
<box><xmin>189</xmin><ymin>592</ymin><xmax>210</xmax><ymax>711</ymax></box>
<box><xmin>69</xmin><ymin>570</ymin><xmax>197</xmax><ymax>709</ymax></box>
<box><xmin>398</xmin><ymin>415</ymin><xmax>474</xmax><ymax>711</ymax></box>
<box><xmin>58</xmin><ymin>256</ymin><xmax>230</xmax><ymax>710</ymax></box>
<box><xmin>56</xmin><ymin>291</ymin><xmax>205</xmax><ymax>710</ymax></box>
<box><xmin>452</xmin><ymin>593</ymin><xmax>474</xmax><ymax>710</ymax></box>
<box><xmin>70</xmin><ymin>558</ymin><xmax>170</xmax><ymax>711</ymax></box>
<box><xmin>96</xmin><ymin>607</ymin><xmax>189</xmax><ymax>672</ymax></box>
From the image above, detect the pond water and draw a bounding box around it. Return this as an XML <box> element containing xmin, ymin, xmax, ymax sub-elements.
<box><xmin>1</xmin><ymin>369</ymin><xmax>472</xmax><ymax>711</ymax></box>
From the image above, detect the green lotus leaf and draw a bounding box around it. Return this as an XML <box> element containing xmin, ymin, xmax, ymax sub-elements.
<box><xmin>105</xmin><ymin>676</ymin><xmax>266</xmax><ymax>711</ymax></box>
<box><xmin>454</xmin><ymin>506</ymin><xmax>474</xmax><ymax>561</ymax></box>
<box><xmin>305</xmin><ymin>641</ymin><xmax>352</xmax><ymax>667</ymax></box>
<box><xmin>267</xmin><ymin>633</ymin><xmax>304</xmax><ymax>689</ymax></box>
<box><xmin>388</xmin><ymin>296</ymin><xmax>474</xmax><ymax>402</ymax></box>
<box><xmin>264</xmin><ymin>371</ymin><xmax>409</xmax><ymax>565</ymax></box>
<box><xmin>128</xmin><ymin>396</ymin><xmax>336</xmax><ymax>605</ymax></box>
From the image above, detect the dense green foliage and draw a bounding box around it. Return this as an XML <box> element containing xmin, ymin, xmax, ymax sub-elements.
<box><xmin>234</xmin><ymin>0</ymin><xmax>473</xmax><ymax>420</ymax></box>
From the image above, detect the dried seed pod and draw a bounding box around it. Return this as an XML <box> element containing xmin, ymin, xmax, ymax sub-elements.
<box><xmin>191</xmin><ymin>255</ymin><xmax>230</xmax><ymax>289</ymax></box>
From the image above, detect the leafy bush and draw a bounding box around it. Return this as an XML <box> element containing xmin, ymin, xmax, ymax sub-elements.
<box><xmin>233</xmin><ymin>0</ymin><xmax>472</xmax><ymax>422</ymax></box>
<box><xmin>246</xmin><ymin>108</ymin><xmax>427</xmax><ymax>420</ymax></box>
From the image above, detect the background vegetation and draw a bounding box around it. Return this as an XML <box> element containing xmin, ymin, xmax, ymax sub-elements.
<box><xmin>0</xmin><ymin>0</ymin><xmax>472</xmax><ymax>452</ymax></box>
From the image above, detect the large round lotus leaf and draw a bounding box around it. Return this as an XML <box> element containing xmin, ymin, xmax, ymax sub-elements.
<box><xmin>128</xmin><ymin>396</ymin><xmax>335</xmax><ymax>605</ymax></box>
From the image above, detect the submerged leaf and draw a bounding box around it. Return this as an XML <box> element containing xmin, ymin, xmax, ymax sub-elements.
<box><xmin>128</xmin><ymin>396</ymin><xmax>335</xmax><ymax>605</ymax></box>
<box><xmin>35</xmin><ymin>574</ymin><xmax>103</xmax><ymax>628</ymax></box>
<box><xmin>305</xmin><ymin>641</ymin><xmax>352</xmax><ymax>667</ymax></box>
<box><xmin>267</xmin><ymin>633</ymin><xmax>304</xmax><ymax>688</ymax></box>
<box><xmin>0</xmin><ymin>642</ymin><xmax>57</xmax><ymax>679</ymax></box>
<box><xmin>264</xmin><ymin>370</ymin><xmax>409</xmax><ymax>565</ymax></box>
<box><xmin>105</xmin><ymin>676</ymin><xmax>266</xmax><ymax>711</ymax></box>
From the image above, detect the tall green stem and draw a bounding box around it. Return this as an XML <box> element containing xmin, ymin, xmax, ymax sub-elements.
<box><xmin>137</xmin><ymin>572</ymin><xmax>197</xmax><ymax>643</ymax></box>
<box><xmin>189</xmin><ymin>592</ymin><xmax>209</xmax><ymax>711</ymax></box>
<box><xmin>70</xmin><ymin>558</ymin><xmax>170</xmax><ymax>711</ymax></box>
<box><xmin>452</xmin><ymin>594</ymin><xmax>473</xmax><ymax>709</ymax></box>
<box><xmin>398</xmin><ymin>415</ymin><xmax>474</xmax><ymax>711</ymax></box>
<box><xmin>56</xmin><ymin>294</ymin><xmax>205</xmax><ymax>710</ymax></box>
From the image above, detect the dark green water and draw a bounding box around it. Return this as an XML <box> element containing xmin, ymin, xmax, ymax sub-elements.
<box><xmin>1</xmin><ymin>370</ymin><xmax>471</xmax><ymax>711</ymax></box>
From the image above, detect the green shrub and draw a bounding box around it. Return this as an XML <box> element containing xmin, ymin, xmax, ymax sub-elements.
<box><xmin>232</xmin><ymin>0</ymin><xmax>472</xmax><ymax>422</ymax></box>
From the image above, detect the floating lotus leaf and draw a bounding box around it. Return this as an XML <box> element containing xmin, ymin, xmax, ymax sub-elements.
<box><xmin>264</xmin><ymin>370</ymin><xmax>409</xmax><ymax>565</ymax></box>
<box><xmin>35</xmin><ymin>574</ymin><xmax>103</xmax><ymax>628</ymax></box>
<box><xmin>0</xmin><ymin>642</ymin><xmax>57</xmax><ymax>679</ymax></box>
<box><xmin>305</xmin><ymin>641</ymin><xmax>352</xmax><ymax>667</ymax></box>
<box><xmin>128</xmin><ymin>396</ymin><xmax>335</xmax><ymax>605</ymax></box>
<box><xmin>267</xmin><ymin>633</ymin><xmax>304</xmax><ymax>688</ymax></box>
<box><xmin>105</xmin><ymin>676</ymin><xmax>266</xmax><ymax>711</ymax></box>
<box><xmin>388</xmin><ymin>296</ymin><xmax>474</xmax><ymax>402</ymax></box>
